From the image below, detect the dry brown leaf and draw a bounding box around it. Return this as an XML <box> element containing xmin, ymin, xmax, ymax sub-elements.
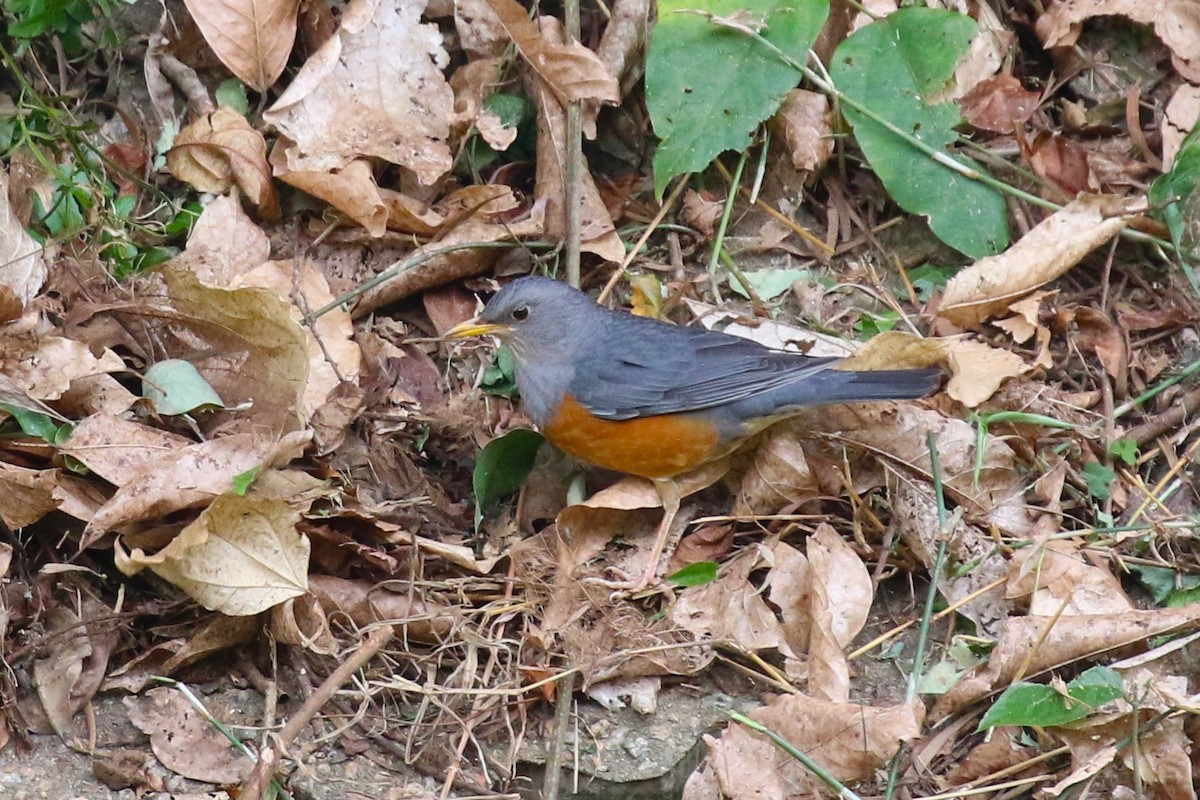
<box><xmin>690</xmin><ymin>696</ymin><xmax>923</xmax><ymax>799</ymax></box>
<box><xmin>168</xmin><ymin>107</ymin><xmax>278</xmax><ymax>217</ymax></box>
<box><xmin>0</xmin><ymin>463</ymin><xmax>59</xmax><ymax>528</ymax></box>
<box><xmin>274</xmin><ymin>159</ymin><xmax>391</xmax><ymax>236</ymax></box>
<box><xmin>938</xmin><ymin>195</ymin><xmax>1142</xmax><ymax>329</ymax></box>
<box><xmin>764</xmin><ymin>541</ymin><xmax>812</xmax><ymax>656</ymax></box>
<box><xmin>235</xmin><ymin>258</ymin><xmax>361</xmax><ymax>421</ymax></box>
<box><xmin>529</xmin><ymin>18</ymin><xmax>623</xmax><ymax>262</ymax></box>
<box><xmin>960</xmin><ymin>73</ymin><xmax>1041</xmax><ymax>133</ymax></box>
<box><xmin>455</xmin><ymin>0</ymin><xmax>509</xmax><ymax>59</ymax></box>
<box><xmin>115</xmin><ymin>494</ymin><xmax>310</xmax><ymax>616</ymax></box>
<box><xmin>126</xmin><ymin>687</ymin><xmax>254</xmax><ymax>784</ymax></box>
<box><xmin>269</xmin><ymin>593</ymin><xmax>338</xmax><ymax>655</ymax></box>
<box><xmin>103</xmin><ymin>616</ymin><xmax>261</xmax><ymax>693</ymax></box>
<box><xmin>838</xmin><ymin>330</ymin><xmax>944</xmax><ymax>371</ymax></box>
<box><xmin>769</xmin><ymin>89</ymin><xmax>834</xmax><ymax>172</ymax></box>
<box><xmin>352</xmin><ymin>213</ymin><xmax>544</xmax><ymax>315</ymax></box>
<box><xmin>933</xmin><ymin>604</ymin><xmax>1200</xmax><ymax>721</ymax></box>
<box><xmin>170</xmin><ymin>195</ymin><xmax>272</xmax><ymax>286</ymax></box>
<box><xmin>940</xmin><ymin>337</ymin><xmax>1029</xmax><ymax>407</ymax></box>
<box><xmin>1028</xmin><ymin>131</ymin><xmax>1095</xmax><ymax>197</ymax></box>
<box><xmin>1</xmin><ymin>335</ymin><xmax>125</xmax><ymax>401</ymax></box>
<box><xmin>163</xmin><ymin>266</ymin><xmax>309</xmax><ymax>435</ymax></box>
<box><xmin>1009</xmin><ymin>539</ymin><xmax>1133</xmax><ymax>616</ymax></box>
<box><xmin>483</xmin><ymin>0</ymin><xmax>619</xmax><ymax>105</ymax></box>
<box><xmin>806</xmin><ymin>525</ymin><xmax>872</xmax><ymax>702</ymax></box>
<box><xmin>308</xmin><ymin>574</ymin><xmax>458</xmax><ymax>642</ymax></box>
<box><xmin>669</xmin><ymin>544</ymin><xmax>799</xmax><ymax>658</ymax></box>
<box><xmin>183</xmin><ymin>0</ymin><xmax>299</xmax><ymax>91</ymax></box>
<box><xmin>894</xmin><ymin>482</ymin><xmax>1010</xmax><ymax>636</ymax></box>
<box><xmin>66</xmin><ymin>414</ymin><xmax>309</xmax><ymax>541</ymax></box>
<box><xmin>732</xmin><ymin>430</ymin><xmax>819</xmax><ymax>517</ymax></box>
<box><xmin>1163</xmin><ymin>84</ymin><xmax>1200</xmax><ymax>171</ymax></box>
<box><xmin>264</xmin><ymin>0</ymin><xmax>454</xmax><ymax>184</ymax></box>
<box><xmin>1068</xmin><ymin>306</ymin><xmax>1126</xmax><ymax>380</ymax></box>
<box><xmin>1038</xmin><ymin>0</ymin><xmax>1200</xmax><ymax>76</ymax></box>
<box><xmin>0</xmin><ymin>168</ymin><xmax>46</xmax><ymax>307</ymax></box>
<box><xmin>32</xmin><ymin>606</ymin><xmax>92</xmax><ymax>744</ymax></box>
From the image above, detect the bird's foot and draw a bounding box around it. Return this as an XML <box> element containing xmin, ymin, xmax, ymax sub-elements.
<box><xmin>579</xmin><ymin>568</ymin><xmax>674</xmax><ymax>603</ymax></box>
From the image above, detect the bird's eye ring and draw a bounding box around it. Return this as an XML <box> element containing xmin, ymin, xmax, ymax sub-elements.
<box><xmin>511</xmin><ymin>305</ymin><xmax>529</xmax><ymax>321</ymax></box>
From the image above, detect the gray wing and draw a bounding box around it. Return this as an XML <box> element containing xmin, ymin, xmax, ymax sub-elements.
<box><xmin>572</xmin><ymin>314</ymin><xmax>839</xmax><ymax>420</ymax></box>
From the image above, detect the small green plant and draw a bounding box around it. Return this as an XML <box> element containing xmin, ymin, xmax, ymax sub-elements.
<box><xmin>4</xmin><ymin>0</ymin><xmax>124</xmax><ymax>56</ymax></box>
<box><xmin>979</xmin><ymin>666</ymin><xmax>1124</xmax><ymax>730</ymax></box>
<box><xmin>481</xmin><ymin>345</ymin><xmax>519</xmax><ymax>398</ymax></box>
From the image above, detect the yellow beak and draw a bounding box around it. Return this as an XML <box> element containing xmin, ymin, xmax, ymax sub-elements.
<box><xmin>442</xmin><ymin>317</ymin><xmax>511</xmax><ymax>339</ymax></box>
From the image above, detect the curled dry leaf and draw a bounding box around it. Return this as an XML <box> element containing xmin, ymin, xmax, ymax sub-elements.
<box><xmin>529</xmin><ymin>18</ymin><xmax>624</xmax><ymax>262</ymax></box>
<box><xmin>162</xmin><ymin>267</ymin><xmax>309</xmax><ymax>435</ymax></box>
<box><xmin>264</xmin><ymin>0</ymin><xmax>454</xmax><ymax>184</ymax></box>
<box><xmin>115</xmin><ymin>493</ymin><xmax>311</xmax><ymax>616</ymax></box>
<box><xmin>168</xmin><ymin>107</ymin><xmax>279</xmax><ymax>218</ymax></box>
<box><xmin>938</xmin><ymin>195</ymin><xmax>1143</xmax><ymax>329</ymax></box>
<box><xmin>182</xmin><ymin>0</ymin><xmax>300</xmax><ymax>91</ymax></box>
<box><xmin>483</xmin><ymin>0</ymin><xmax>620</xmax><ymax>106</ymax></box>
<box><xmin>769</xmin><ymin>89</ymin><xmax>834</xmax><ymax>172</ymax></box>
<box><xmin>0</xmin><ymin>168</ymin><xmax>47</xmax><ymax>307</ymax></box>
<box><xmin>32</xmin><ymin>606</ymin><xmax>91</xmax><ymax>743</ymax></box>
<box><xmin>960</xmin><ymin>73</ymin><xmax>1041</xmax><ymax>134</ymax></box>
<box><xmin>806</xmin><ymin>524</ymin><xmax>872</xmax><ymax>703</ymax></box>
<box><xmin>1038</xmin><ymin>0</ymin><xmax>1200</xmax><ymax>76</ymax></box>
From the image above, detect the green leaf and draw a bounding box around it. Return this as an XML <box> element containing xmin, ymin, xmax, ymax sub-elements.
<box><xmin>1082</xmin><ymin>461</ymin><xmax>1115</xmax><ymax>501</ymax></box>
<box><xmin>215</xmin><ymin>79</ymin><xmax>250</xmax><ymax>114</ymax></box>
<box><xmin>667</xmin><ymin>561</ymin><xmax>718</xmax><ymax>587</ymax></box>
<box><xmin>727</xmin><ymin>268</ymin><xmax>814</xmax><ymax>300</ymax></box>
<box><xmin>1150</xmin><ymin>123</ymin><xmax>1200</xmax><ymax>259</ymax></box>
<box><xmin>0</xmin><ymin>402</ymin><xmax>61</xmax><ymax>441</ymax></box>
<box><xmin>647</xmin><ymin>0</ymin><xmax>830</xmax><ymax>197</ymax></box>
<box><xmin>472</xmin><ymin>429</ymin><xmax>544</xmax><ymax>529</ymax></box>
<box><xmin>855</xmin><ymin>309</ymin><xmax>900</xmax><ymax>338</ymax></box>
<box><xmin>1108</xmin><ymin>437</ymin><xmax>1138</xmax><ymax>466</ymax></box>
<box><xmin>1127</xmin><ymin>563</ymin><xmax>1187</xmax><ymax>605</ymax></box>
<box><xmin>830</xmin><ymin>8</ymin><xmax>1009</xmax><ymax>258</ymax></box>
<box><xmin>979</xmin><ymin>667</ymin><xmax>1124</xmax><ymax>730</ymax></box>
<box><xmin>481</xmin><ymin>345</ymin><xmax>519</xmax><ymax>398</ymax></box>
<box><xmin>143</xmin><ymin>359</ymin><xmax>226</xmax><ymax>416</ymax></box>
<box><xmin>232</xmin><ymin>467</ymin><xmax>260</xmax><ymax>496</ymax></box>
<box><xmin>907</xmin><ymin>263</ymin><xmax>958</xmax><ymax>302</ymax></box>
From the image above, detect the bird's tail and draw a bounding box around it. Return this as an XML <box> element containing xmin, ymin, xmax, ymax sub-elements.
<box><xmin>733</xmin><ymin>366</ymin><xmax>941</xmax><ymax>423</ymax></box>
<box><xmin>811</xmin><ymin>367</ymin><xmax>943</xmax><ymax>403</ymax></box>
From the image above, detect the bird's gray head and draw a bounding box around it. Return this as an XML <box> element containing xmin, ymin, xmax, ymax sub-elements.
<box><xmin>443</xmin><ymin>276</ymin><xmax>601</xmax><ymax>364</ymax></box>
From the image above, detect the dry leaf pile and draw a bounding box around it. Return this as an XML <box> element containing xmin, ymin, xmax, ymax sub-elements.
<box><xmin>1</xmin><ymin>0</ymin><xmax>1200</xmax><ymax>798</ymax></box>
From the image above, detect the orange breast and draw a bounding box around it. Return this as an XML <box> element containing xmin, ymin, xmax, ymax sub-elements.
<box><xmin>543</xmin><ymin>395</ymin><xmax>722</xmax><ymax>479</ymax></box>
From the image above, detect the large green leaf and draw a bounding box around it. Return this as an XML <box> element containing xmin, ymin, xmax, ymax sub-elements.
<box><xmin>647</xmin><ymin>0</ymin><xmax>829</xmax><ymax>197</ymax></box>
<box><xmin>831</xmin><ymin>7</ymin><xmax>1009</xmax><ymax>258</ymax></box>
<box><xmin>979</xmin><ymin>666</ymin><xmax>1124</xmax><ymax>730</ymax></box>
<box><xmin>472</xmin><ymin>429</ymin><xmax>544</xmax><ymax>530</ymax></box>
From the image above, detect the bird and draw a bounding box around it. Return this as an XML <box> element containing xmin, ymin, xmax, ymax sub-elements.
<box><xmin>445</xmin><ymin>276</ymin><xmax>940</xmax><ymax>591</ymax></box>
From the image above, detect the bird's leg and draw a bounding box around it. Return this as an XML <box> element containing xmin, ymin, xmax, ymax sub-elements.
<box><xmin>627</xmin><ymin>478</ymin><xmax>682</xmax><ymax>593</ymax></box>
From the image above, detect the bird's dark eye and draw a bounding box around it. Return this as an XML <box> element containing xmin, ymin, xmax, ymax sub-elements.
<box><xmin>511</xmin><ymin>305</ymin><xmax>529</xmax><ymax>321</ymax></box>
